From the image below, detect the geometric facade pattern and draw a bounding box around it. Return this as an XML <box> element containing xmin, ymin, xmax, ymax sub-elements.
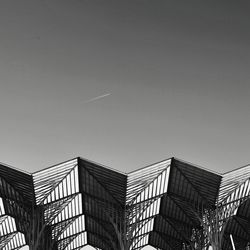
<box><xmin>0</xmin><ymin>157</ymin><xmax>250</xmax><ymax>249</ymax></box>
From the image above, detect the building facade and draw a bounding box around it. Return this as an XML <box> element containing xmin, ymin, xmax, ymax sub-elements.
<box><xmin>0</xmin><ymin>157</ymin><xmax>249</xmax><ymax>250</ymax></box>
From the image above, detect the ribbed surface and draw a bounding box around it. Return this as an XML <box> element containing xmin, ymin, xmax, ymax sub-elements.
<box><xmin>79</xmin><ymin>158</ymin><xmax>127</xmax><ymax>206</ymax></box>
<box><xmin>0</xmin><ymin>163</ymin><xmax>33</xmax><ymax>202</ymax></box>
<box><xmin>0</xmin><ymin>157</ymin><xmax>250</xmax><ymax>249</ymax></box>
<box><xmin>171</xmin><ymin>158</ymin><xmax>222</xmax><ymax>206</ymax></box>
<box><xmin>237</xmin><ymin>198</ymin><xmax>250</xmax><ymax>219</ymax></box>
<box><xmin>0</xmin><ymin>163</ymin><xmax>33</xmax><ymax>250</ymax></box>
<box><xmin>218</xmin><ymin>164</ymin><xmax>250</xmax><ymax>203</ymax></box>
<box><xmin>33</xmin><ymin>158</ymin><xmax>78</xmax><ymax>205</ymax></box>
<box><xmin>126</xmin><ymin>159</ymin><xmax>172</xmax><ymax>205</ymax></box>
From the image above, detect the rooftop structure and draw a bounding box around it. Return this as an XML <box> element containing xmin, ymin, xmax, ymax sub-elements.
<box><xmin>0</xmin><ymin>157</ymin><xmax>249</xmax><ymax>250</ymax></box>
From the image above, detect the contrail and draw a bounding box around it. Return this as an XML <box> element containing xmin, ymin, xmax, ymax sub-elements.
<box><xmin>84</xmin><ymin>93</ymin><xmax>111</xmax><ymax>103</ymax></box>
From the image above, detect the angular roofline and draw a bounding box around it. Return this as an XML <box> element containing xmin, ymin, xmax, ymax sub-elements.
<box><xmin>128</xmin><ymin>156</ymin><xmax>222</xmax><ymax>175</ymax></box>
<box><xmin>127</xmin><ymin>157</ymin><xmax>173</xmax><ymax>174</ymax></box>
<box><xmin>32</xmin><ymin>157</ymin><xmax>79</xmax><ymax>174</ymax></box>
<box><xmin>0</xmin><ymin>161</ymin><xmax>31</xmax><ymax>175</ymax></box>
<box><xmin>33</xmin><ymin>156</ymin><xmax>127</xmax><ymax>175</ymax></box>
<box><xmin>173</xmin><ymin>157</ymin><xmax>222</xmax><ymax>175</ymax></box>
<box><xmin>1</xmin><ymin>156</ymin><xmax>249</xmax><ymax>176</ymax></box>
<box><xmin>223</xmin><ymin>162</ymin><xmax>250</xmax><ymax>175</ymax></box>
<box><xmin>78</xmin><ymin>156</ymin><xmax>126</xmax><ymax>175</ymax></box>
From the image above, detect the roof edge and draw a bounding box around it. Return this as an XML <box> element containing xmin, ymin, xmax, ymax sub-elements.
<box><xmin>173</xmin><ymin>157</ymin><xmax>222</xmax><ymax>176</ymax></box>
<box><xmin>0</xmin><ymin>161</ymin><xmax>32</xmax><ymax>175</ymax></box>
<box><xmin>2</xmin><ymin>156</ymin><xmax>250</xmax><ymax>177</ymax></box>
<box><xmin>223</xmin><ymin>162</ymin><xmax>250</xmax><ymax>175</ymax></box>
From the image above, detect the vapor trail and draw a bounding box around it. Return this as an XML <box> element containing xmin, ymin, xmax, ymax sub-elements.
<box><xmin>84</xmin><ymin>93</ymin><xmax>111</xmax><ymax>103</ymax></box>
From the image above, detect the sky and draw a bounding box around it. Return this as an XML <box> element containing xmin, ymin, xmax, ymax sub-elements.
<box><xmin>0</xmin><ymin>0</ymin><xmax>250</xmax><ymax>175</ymax></box>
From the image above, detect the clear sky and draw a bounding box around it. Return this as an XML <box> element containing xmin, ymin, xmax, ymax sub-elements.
<box><xmin>0</xmin><ymin>0</ymin><xmax>250</xmax><ymax>174</ymax></box>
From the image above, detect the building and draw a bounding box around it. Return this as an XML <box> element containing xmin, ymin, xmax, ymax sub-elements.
<box><xmin>0</xmin><ymin>157</ymin><xmax>249</xmax><ymax>250</ymax></box>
